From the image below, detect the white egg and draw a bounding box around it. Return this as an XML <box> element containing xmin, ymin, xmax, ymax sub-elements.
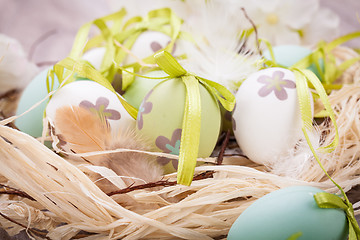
<box><xmin>82</xmin><ymin>47</ymin><xmax>106</xmax><ymax>70</ymax></box>
<box><xmin>46</xmin><ymin>80</ymin><xmax>135</xmax><ymax>133</ymax></box>
<box><xmin>124</xmin><ymin>31</ymin><xmax>176</xmax><ymax>65</ymax></box>
<box><xmin>232</xmin><ymin>67</ymin><xmax>312</xmax><ymax>165</ymax></box>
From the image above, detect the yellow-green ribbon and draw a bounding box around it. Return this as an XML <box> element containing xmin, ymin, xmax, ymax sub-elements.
<box><xmin>262</xmin><ymin>32</ymin><xmax>360</xmax><ymax>94</ymax></box>
<box><xmin>154</xmin><ymin>51</ymin><xmax>235</xmax><ymax>185</ymax></box>
<box><xmin>115</xmin><ymin>8</ymin><xmax>186</xmax><ymax>89</ymax></box>
<box><xmin>292</xmin><ymin>32</ymin><xmax>360</xmax><ymax>86</ymax></box>
<box><xmin>51</xmin><ymin>57</ymin><xmax>138</xmax><ymax>119</ymax></box>
<box><xmin>292</xmin><ymin>67</ymin><xmax>360</xmax><ymax>239</ymax></box>
<box><xmin>292</xmin><ymin>68</ymin><xmax>339</xmax><ymax>152</ymax></box>
<box><xmin>47</xmin><ymin>7</ymin><xmax>187</xmax><ymax>119</ymax></box>
<box><xmin>314</xmin><ymin>192</ymin><xmax>360</xmax><ymax>240</ymax></box>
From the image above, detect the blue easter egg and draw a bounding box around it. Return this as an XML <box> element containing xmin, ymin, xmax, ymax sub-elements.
<box><xmin>228</xmin><ymin>186</ymin><xmax>348</xmax><ymax>240</ymax></box>
<box><xmin>15</xmin><ymin>68</ymin><xmax>59</xmax><ymax>138</ymax></box>
<box><xmin>263</xmin><ymin>45</ymin><xmax>324</xmax><ymax>80</ymax></box>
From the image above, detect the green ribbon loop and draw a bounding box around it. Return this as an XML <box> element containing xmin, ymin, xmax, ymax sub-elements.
<box><xmin>292</xmin><ymin>68</ymin><xmax>339</xmax><ymax>152</ymax></box>
<box><xmin>154</xmin><ymin>51</ymin><xmax>235</xmax><ymax>185</ymax></box>
<box><xmin>314</xmin><ymin>192</ymin><xmax>360</xmax><ymax>240</ymax></box>
<box><xmin>52</xmin><ymin>57</ymin><xmax>138</xmax><ymax>120</ymax></box>
<box><xmin>154</xmin><ymin>51</ymin><xmax>187</xmax><ymax>77</ymax></box>
<box><xmin>47</xmin><ymin>7</ymin><xmax>186</xmax><ymax>121</ymax></box>
<box><xmin>291</xmin><ymin>31</ymin><xmax>360</xmax><ymax>86</ymax></box>
<box><xmin>293</xmin><ymin>67</ymin><xmax>360</xmax><ymax>239</ymax></box>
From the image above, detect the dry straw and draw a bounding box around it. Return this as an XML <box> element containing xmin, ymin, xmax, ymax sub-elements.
<box><xmin>0</xmin><ymin>46</ymin><xmax>360</xmax><ymax>239</ymax></box>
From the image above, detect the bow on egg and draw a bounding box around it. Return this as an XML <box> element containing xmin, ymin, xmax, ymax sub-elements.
<box><xmin>315</xmin><ymin>192</ymin><xmax>360</xmax><ymax>240</ymax></box>
<box><xmin>154</xmin><ymin>50</ymin><xmax>235</xmax><ymax>185</ymax></box>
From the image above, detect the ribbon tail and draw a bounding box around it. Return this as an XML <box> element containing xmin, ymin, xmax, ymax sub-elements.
<box><xmin>197</xmin><ymin>77</ymin><xmax>236</xmax><ymax>112</ymax></box>
<box><xmin>56</xmin><ymin>57</ymin><xmax>138</xmax><ymax>119</ymax></box>
<box><xmin>177</xmin><ymin>75</ymin><xmax>201</xmax><ymax>186</ymax></box>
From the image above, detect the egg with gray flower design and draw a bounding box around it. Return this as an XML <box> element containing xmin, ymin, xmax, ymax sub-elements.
<box><xmin>136</xmin><ymin>77</ymin><xmax>221</xmax><ymax>173</ymax></box>
<box><xmin>124</xmin><ymin>31</ymin><xmax>178</xmax><ymax>65</ymax></box>
<box><xmin>46</xmin><ymin>81</ymin><xmax>135</xmax><ymax>137</ymax></box>
<box><xmin>232</xmin><ymin>67</ymin><xmax>313</xmax><ymax>165</ymax></box>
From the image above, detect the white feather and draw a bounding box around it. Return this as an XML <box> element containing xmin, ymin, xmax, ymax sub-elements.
<box><xmin>270</xmin><ymin>127</ymin><xmax>322</xmax><ymax>179</ymax></box>
<box><xmin>180</xmin><ymin>0</ymin><xmax>262</xmax><ymax>92</ymax></box>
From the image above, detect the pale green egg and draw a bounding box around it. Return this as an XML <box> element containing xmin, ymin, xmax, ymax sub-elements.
<box><xmin>15</xmin><ymin>68</ymin><xmax>59</xmax><ymax>138</ymax></box>
<box><xmin>263</xmin><ymin>45</ymin><xmax>324</xmax><ymax>80</ymax></box>
<box><xmin>123</xmin><ymin>70</ymin><xmax>168</xmax><ymax>110</ymax></box>
<box><xmin>228</xmin><ymin>186</ymin><xmax>348</xmax><ymax>240</ymax></box>
<box><xmin>136</xmin><ymin>77</ymin><xmax>221</xmax><ymax>173</ymax></box>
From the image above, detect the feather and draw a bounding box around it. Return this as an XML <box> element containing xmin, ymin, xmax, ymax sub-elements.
<box><xmin>54</xmin><ymin>105</ymin><xmax>110</xmax><ymax>154</ymax></box>
<box><xmin>179</xmin><ymin>0</ymin><xmax>262</xmax><ymax>92</ymax></box>
<box><xmin>53</xmin><ymin>105</ymin><xmax>163</xmax><ymax>196</ymax></box>
<box><xmin>106</xmin><ymin>129</ymin><xmax>163</xmax><ymax>187</ymax></box>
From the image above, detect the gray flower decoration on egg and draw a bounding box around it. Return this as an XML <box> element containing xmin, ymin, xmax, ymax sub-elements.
<box><xmin>155</xmin><ymin>128</ymin><xmax>182</xmax><ymax>170</ymax></box>
<box><xmin>79</xmin><ymin>97</ymin><xmax>121</xmax><ymax>121</ymax></box>
<box><xmin>137</xmin><ymin>90</ymin><xmax>153</xmax><ymax>130</ymax></box>
<box><xmin>150</xmin><ymin>41</ymin><xmax>177</xmax><ymax>54</ymax></box>
<box><xmin>257</xmin><ymin>71</ymin><xmax>296</xmax><ymax>101</ymax></box>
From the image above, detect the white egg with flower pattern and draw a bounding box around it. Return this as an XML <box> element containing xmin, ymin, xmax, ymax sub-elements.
<box><xmin>232</xmin><ymin>67</ymin><xmax>311</xmax><ymax>165</ymax></box>
<box><xmin>46</xmin><ymin>81</ymin><xmax>135</xmax><ymax>136</ymax></box>
<box><xmin>124</xmin><ymin>31</ymin><xmax>178</xmax><ymax>65</ymax></box>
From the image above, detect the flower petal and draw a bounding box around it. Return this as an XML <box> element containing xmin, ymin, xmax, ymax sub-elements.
<box><xmin>155</xmin><ymin>135</ymin><xmax>171</xmax><ymax>152</ymax></box>
<box><xmin>258</xmin><ymin>85</ymin><xmax>274</xmax><ymax>98</ymax></box>
<box><xmin>274</xmin><ymin>87</ymin><xmax>288</xmax><ymax>101</ymax></box>
<box><xmin>282</xmin><ymin>80</ymin><xmax>296</xmax><ymax>89</ymax></box>
<box><xmin>104</xmin><ymin>109</ymin><xmax>121</xmax><ymax>120</ymax></box>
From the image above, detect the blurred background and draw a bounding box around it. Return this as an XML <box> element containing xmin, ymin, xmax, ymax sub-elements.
<box><xmin>0</xmin><ymin>0</ymin><xmax>359</xmax><ymax>239</ymax></box>
<box><xmin>0</xmin><ymin>0</ymin><xmax>359</xmax><ymax>70</ymax></box>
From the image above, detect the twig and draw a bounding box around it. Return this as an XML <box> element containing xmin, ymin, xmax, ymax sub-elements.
<box><xmin>107</xmin><ymin>171</ymin><xmax>214</xmax><ymax>196</ymax></box>
<box><xmin>0</xmin><ymin>212</ymin><xmax>50</xmax><ymax>239</ymax></box>
<box><xmin>241</xmin><ymin>7</ymin><xmax>263</xmax><ymax>57</ymax></box>
<box><xmin>216</xmin><ymin>130</ymin><xmax>231</xmax><ymax>165</ymax></box>
<box><xmin>0</xmin><ymin>184</ymin><xmax>35</xmax><ymax>201</ymax></box>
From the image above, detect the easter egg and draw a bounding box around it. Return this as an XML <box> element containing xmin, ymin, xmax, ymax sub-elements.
<box><xmin>123</xmin><ymin>70</ymin><xmax>167</xmax><ymax>109</ymax></box>
<box><xmin>15</xmin><ymin>68</ymin><xmax>59</xmax><ymax>138</ymax></box>
<box><xmin>46</xmin><ymin>80</ymin><xmax>135</xmax><ymax>134</ymax></box>
<box><xmin>124</xmin><ymin>31</ymin><xmax>177</xmax><ymax>65</ymax></box>
<box><xmin>228</xmin><ymin>186</ymin><xmax>348</xmax><ymax>240</ymax></box>
<box><xmin>82</xmin><ymin>47</ymin><xmax>106</xmax><ymax>70</ymax></box>
<box><xmin>232</xmin><ymin>67</ymin><xmax>311</xmax><ymax>165</ymax></box>
<box><xmin>136</xmin><ymin>78</ymin><xmax>221</xmax><ymax>173</ymax></box>
<box><xmin>263</xmin><ymin>45</ymin><xmax>324</xmax><ymax>80</ymax></box>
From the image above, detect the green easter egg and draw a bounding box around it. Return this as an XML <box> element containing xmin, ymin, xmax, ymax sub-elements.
<box><xmin>228</xmin><ymin>186</ymin><xmax>348</xmax><ymax>240</ymax></box>
<box><xmin>263</xmin><ymin>45</ymin><xmax>324</xmax><ymax>80</ymax></box>
<box><xmin>15</xmin><ymin>68</ymin><xmax>59</xmax><ymax>138</ymax></box>
<box><xmin>123</xmin><ymin>70</ymin><xmax>168</xmax><ymax>110</ymax></box>
<box><xmin>136</xmin><ymin>77</ymin><xmax>221</xmax><ymax>173</ymax></box>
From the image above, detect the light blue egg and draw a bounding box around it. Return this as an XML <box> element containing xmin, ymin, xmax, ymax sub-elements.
<box><xmin>15</xmin><ymin>68</ymin><xmax>59</xmax><ymax>138</ymax></box>
<box><xmin>228</xmin><ymin>186</ymin><xmax>348</xmax><ymax>240</ymax></box>
<box><xmin>263</xmin><ymin>45</ymin><xmax>324</xmax><ymax>80</ymax></box>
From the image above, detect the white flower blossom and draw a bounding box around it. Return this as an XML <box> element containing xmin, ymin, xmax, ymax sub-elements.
<box><xmin>301</xmin><ymin>8</ymin><xmax>340</xmax><ymax>47</ymax></box>
<box><xmin>238</xmin><ymin>0</ymin><xmax>340</xmax><ymax>46</ymax></box>
<box><xmin>0</xmin><ymin>34</ymin><xmax>38</xmax><ymax>95</ymax></box>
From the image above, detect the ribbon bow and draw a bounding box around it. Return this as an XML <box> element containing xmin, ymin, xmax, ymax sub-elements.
<box><xmin>314</xmin><ymin>192</ymin><xmax>360</xmax><ymax>240</ymax></box>
<box><xmin>154</xmin><ymin>51</ymin><xmax>235</xmax><ymax>185</ymax></box>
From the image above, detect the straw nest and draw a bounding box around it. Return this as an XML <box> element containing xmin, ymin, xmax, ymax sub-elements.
<box><xmin>0</xmin><ymin>46</ymin><xmax>360</xmax><ymax>240</ymax></box>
